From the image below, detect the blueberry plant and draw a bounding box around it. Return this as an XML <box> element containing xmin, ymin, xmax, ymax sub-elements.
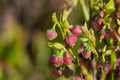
<box><xmin>46</xmin><ymin>0</ymin><xmax>120</xmax><ymax>80</ymax></box>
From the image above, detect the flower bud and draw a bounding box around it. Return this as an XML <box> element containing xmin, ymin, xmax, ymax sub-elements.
<box><xmin>72</xmin><ymin>25</ymin><xmax>82</xmax><ymax>36</ymax></box>
<box><xmin>116</xmin><ymin>58</ymin><xmax>120</xmax><ymax>66</ymax></box>
<box><xmin>103</xmin><ymin>63</ymin><xmax>111</xmax><ymax>74</ymax></box>
<box><xmin>46</xmin><ymin>30</ymin><xmax>58</xmax><ymax>40</ymax></box>
<box><xmin>105</xmin><ymin>31</ymin><xmax>112</xmax><ymax>38</ymax></box>
<box><xmin>64</xmin><ymin>57</ymin><xmax>72</xmax><ymax>66</ymax></box>
<box><xmin>52</xmin><ymin>69</ymin><xmax>62</xmax><ymax>77</ymax></box>
<box><xmin>62</xmin><ymin>69</ymin><xmax>73</xmax><ymax>77</ymax></box>
<box><xmin>98</xmin><ymin>17</ymin><xmax>103</xmax><ymax>25</ymax></box>
<box><xmin>49</xmin><ymin>56</ymin><xmax>63</xmax><ymax>67</ymax></box>
<box><xmin>100</xmin><ymin>10</ymin><xmax>105</xmax><ymax>17</ymax></box>
<box><xmin>96</xmin><ymin>61</ymin><xmax>101</xmax><ymax>69</ymax></box>
<box><xmin>92</xmin><ymin>19</ymin><xmax>102</xmax><ymax>31</ymax></box>
<box><xmin>105</xmin><ymin>29</ymin><xmax>120</xmax><ymax>42</ymax></box>
<box><xmin>112</xmin><ymin>29</ymin><xmax>120</xmax><ymax>42</ymax></box>
<box><xmin>82</xmin><ymin>51</ymin><xmax>91</xmax><ymax>59</ymax></box>
<box><xmin>99</xmin><ymin>30</ymin><xmax>106</xmax><ymax>40</ymax></box>
<box><xmin>65</xmin><ymin>35</ymin><xmax>78</xmax><ymax>47</ymax></box>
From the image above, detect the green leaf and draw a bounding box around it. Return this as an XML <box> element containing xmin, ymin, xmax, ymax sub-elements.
<box><xmin>103</xmin><ymin>17</ymin><xmax>112</xmax><ymax>25</ymax></box>
<box><xmin>60</xmin><ymin>10</ymin><xmax>71</xmax><ymax>29</ymax></box>
<box><xmin>105</xmin><ymin>0</ymin><xmax>115</xmax><ymax>10</ymax></box>
<box><xmin>117</xmin><ymin>19</ymin><xmax>120</xmax><ymax>25</ymax></box>
<box><xmin>54</xmin><ymin>50</ymin><xmax>64</xmax><ymax>58</ymax></box>
<box><xmin>102</xmin><ymin>45</ymin><xmax>107</xmax><ymax>52</ymax></box>
<box><xmin>104</xmin><ymin>50</ymin><xmax>112</xmax><ymax>56</ymax></box>
<box><xmin>81</xmin><ymin>23</ymin><xmax>96</xmax><ymax>46</ymax></box>
<box><xmin>68</xmin><ymin>63</ymin><xmax>76</xmax><ymax>74</ymax></box>
<box><xmin>48</xmin><ymin>42</ymin><xmax>64</xmax><ymax>50</ymax></box>
<box><xmin>106</xmin><ymin>38</ymin><xmax>114</xmax><ymax>46</ymax></box>
<box><xmin>81</xmin><ymin>65</ymin><xmax>94</xmax><ymax>80</ymax></box>
<box><xmin>84</xmin><ymin>41</ymin><xmax>98</xmax><ymax>58</ymax></box>
<box><xmin>62</xmin><ymin>20</ymin><xmax>70</xmax><ymax>28</ymax></box>
<box><xmin>81</xmin><ymin>23</ymin><xmax>98</xmax><ymax>58</ymax></box>
<box><xmin>52</xmin><ymin>13</ymin><xmax>61</xmax><ymax>28</ymax></box>
<box><xmin>79</xmin><ymin>37</ymin><xmax>89</xmax><ymax>42</ymax></box>
<box><xmin>54</xmin><ymin>42</ymin><xmax>64</xmax><ymax>49</ymax></box>
<box><xmin>110</xmin><ymin>51</ymin><xmax>116</xmax><ymax>69</ymax></box>
<box><xmin>118</xmin><ymin>27</ymin><xmax>120</xmax><ymax>35</ymax></box>
<box><xmin>62</xmin><ymin>10</ymin><xmax>70</xmax><ymax>21</ymax></box>
<box><xmin>104</xmin><ymin>0</ymin><xmax>115</xmax><ymax>17</ymax></box>
<box><xmin>56</xmin><ymin>76</ymin><xmax>70</xmax><ymax>80</ymax></box>
<box><xmin>52</xmin><ymin>13</ymin><xmax>58</xmax><ymax>23</ymax></box>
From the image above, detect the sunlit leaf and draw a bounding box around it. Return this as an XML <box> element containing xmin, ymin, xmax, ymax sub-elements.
<box><xmin>110</xmin><ymin>51</ymin><xmax>116</xmax><ymax>80</ymax></box>
<box><xmin>62</xmin><ymin>10</ymin><xmax>70</xmax><ymax>21</ymax></box>
<box><xmin>79</xmin><ymin>37</ymin><xmax>89</xmax><ymax>42</ymax></box>
<box><xmin>103</xmin><ymin>17</ymin><xmax>112</xmax><ymax>25</ymax></box>
<box><xmin>56</xmin><ymin>76</ymin><xmax>70</xmax><ymax>80</ymax></box>
<box><xmin>62</xmin><ymin>20</ymin><xmax>70</xmax><ymax>28</ymax></box>
<box><xmin>104</xmin><ymin>0</ymin><xmax>115</xmax><ymax>17</ymax></box>
<box><xmin>117</xmin><ymin>19</ymin><xmax>120</xmax><ymax>25</ymax></box>
<box><xmin>118</xmin><ymin>27</ymin><xmax>120</xmax><ymax>35</ymax></box>
<box><xmin>102</xmin><ymin>45</ymin><xmax>107</xmax><ymax>52</ymax></box>
<box><xmin>81</xmin><ymin>23</ymin><xmax>96</xmax><ymax>46</ymax></box>
<box><xmin>84</xmin><ymin>41</ymin><xmax>98</xmax><ymax>58</ymax></box>
<box><xmin>68</xmin><ymin>63</ymin><xmax>76</xmax><ymax>74</ymax></box>
<box><xmin>110</xmin><ymin>51</ymin><xmax>116</xmax><ymax>69</ymax></box>
<box><xmin>48</xmin><ymin>42</ymin><xmax>64</xmax><ymax>50</ymax></box>
<box><xmin>54</xmin><ymin>50</ymin><xmax>64</xmax><ymax>58</ymax></box>
<box><xmin>52</xmin><ymin>13</ymin><xmax>58</xmax><ymax>23</ymax></box>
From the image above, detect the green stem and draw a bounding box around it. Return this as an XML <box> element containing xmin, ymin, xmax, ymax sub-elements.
<box><xmin>58</xmin><ymin>8</ymin><xmax>73</xmax><ymax>40</ymax></box>
<box><xmin>110</xmin><ymin>51</ymin><xmax>116</xmax><ymax>80</ymax></box>
<box><xmin>68</xmin><ymin>48</ymin><xmax>77</xmax><ymax>61</ymax></box>
<box><xmin>56</xmin><ymin>23</ymin><xmax>65</xmax><ymax>39</ymax></box>
<box><xmin>100</xmin><ymin>73</ymin><xmax>107</xmax><ymax>80</ymax></box>
<box><xmin>79</xmin><ymin>0</ymin><xmax>90</xmax><ymax>21</ymax></box>
<box><xmin>89</xmin><ymin>0</ymin><xmax>92</xmax><ymax>29</ymax></box>
<box><xmin>81</xmin><ymin>65</ymin><xmax>94</xmax><ymax>80</ymax></box>
<box><xmin>110</xmin><ymin>71</ymin><xmax>114</xmax><ymax>80</ymax></box>
<box><xmin>52</xmin><ymin>23</ymin><xmax>57</xmax><ymax>31</ymax></box>
<box><xmin>67</xmin><ymin>48</ymin><xmax>80</xmax><ymax>67</ymax></box>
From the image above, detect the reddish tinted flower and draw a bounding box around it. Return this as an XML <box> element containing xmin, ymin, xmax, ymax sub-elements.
<box><xmin>112</xmin><ymin>29</ymin><xmax>120</xmax><ymax>42</ymax></box>
<box><xmin>103</xmin><ymin>63</ymin><xmax>111</xmax><ymax>74</ymax></box>
<box><xmin>82</xmin><ymin>51</ymin><xmax>91</xmax><ymax>59</ymax></box>
<box><xmin>116</xmin><ymin>58</ymin><xmax>120</xmax><ymax>66</ymax></box>
<box><xmin>62</xmin><ymin>69</ymin><xmax>73</xmax><ymax>77</ymax></box>
<box><xmin>98</xmin><ymin>17</ymin><xmax>103</xmax><ymax>25</ymax></box>
<box><xmin>92</xmin><ymin>19</ymin><xmax>102</xmax><ymax>31</ymax></box>
<box><xmin>96</xmin><ymin>61</ymin><xmax>101</xmax><ymax>69</ymax></box>
<box><xmin>49</xmin><ymin>56</ymin><xmax>63</xmax><ymax>67</ymax></box>
<box><xmin>64</xmin><ymin>57</ymin><xmax>72</xmax><ymax>66</ymax></box>
<box><xmin>52</xmin><ymin>69</ymin><xmax>62</xmax><ymax>77</ymax></box>
<box><xmin>105</xmin><ymin>29</ymin><xmax>120</xmax><ymax>42</ymax></box>
<box><xmin>46</xmin><ymin>30</ymin><xmax>58</xmax><ymax>40</ymax></box>
<box><xmin>100</xmin><ymin>9</ymin><xmax>105</xmax><ymax>18</ymax></box>
<box><xmin>72</xmin><ymin>25</ymin><xmax>82</xmax><ymax>36</ymax></box>
<box><xmin>65</xmin><ymin>35</ymin><xmax>78</xmax><ymax>47</ymax></box>
<box><xmin>105</xmin><ymin>30</ymin><xmax>112</xmax><ymax>38</ymax></box>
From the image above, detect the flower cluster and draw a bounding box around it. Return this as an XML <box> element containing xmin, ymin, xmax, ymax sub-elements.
<box><xmin>46</xmin><ymin>25</ymin><xmax>83</xmax><ymax>78</ymax></box>
<box><xmin>65</xmin><ymin>25</ymin><xmax>82</xmax><ymax>47</ymax></box>
<box><xmin>46</xmin><ymin>0</ymin><xmax>120</xmax><ymax>79</ymax></box>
